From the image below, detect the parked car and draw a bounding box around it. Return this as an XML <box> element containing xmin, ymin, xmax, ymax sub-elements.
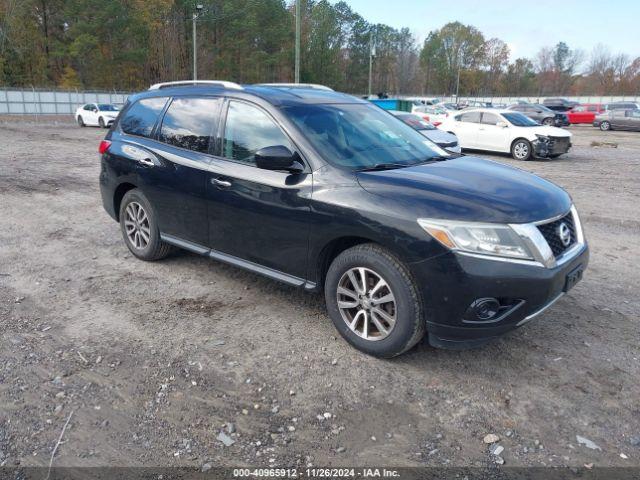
<box><xmin>565</xmin><ymin>105</ymin><xmax>604</xmax><ymax>124</ymax></box>
<box><xmin>604</xmin><ymin>101</ymin><xmax>640</xmax><ymax>112</ymax></box>
<box><xmin>543</xmin><ymin>98</ymin><xmax>579</xmax><ymax>112</ymax></box>
<box><xmin>75</xmin><ymin>103</ymin><xmax>120</xmax><ymax>128</ymax></box>
<box><xmin>99</xmin><ymin>82</ymin><xmax>587</xmax><ymax>357</ymax></box>
<box><xmin>593</xmin><ymin>109</ymin><xmax>640</xmax><ymax>131</ymax></box>
<box><xmin>389</xmin><ymin>111</ymin><xmax>461</xmax><ymax>153</ymax></box>
<box><xmin>439</xmin><ymin>108</ymin><xmax>572</xmax><ymax>160</ymax></box>
<box><xmin>412</xmin><ymin>105</ymin><xmax>449</xmax><ymax>125</ymax></box>
<box><xmin>507</xmin><ymin>103</ymin><xmax>569</xmax><ymax>127</ymax></box>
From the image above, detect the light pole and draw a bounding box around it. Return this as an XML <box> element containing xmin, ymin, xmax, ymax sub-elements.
<box><xmin>295</xmin><ymin>0</ymin><xmax>300</xmax><ymax>83</ymax></box>
<box><xmin>368</xmin><ymin>27</ymin><xmax>376</xmax><ymax>97</ymax></box>
<box><xmin>455</xmin><ymin>42</ymin><xmax>466</xmax><ymax>102</ymax></box>
<box><xmin>192</xmin><ymin>4</ymin><xmax>204</xmax><ymax>81</ymax></box>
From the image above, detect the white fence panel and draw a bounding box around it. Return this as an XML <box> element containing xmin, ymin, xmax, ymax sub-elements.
<box><xmin>0</xmin><ymin>88</ymin><xmax>133</xmax><ymax>115</ymax></box>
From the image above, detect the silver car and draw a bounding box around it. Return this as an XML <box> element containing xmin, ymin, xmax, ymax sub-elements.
<box><xmin>593</xmin><ymin>109</ymin><xmax>640</xmax><ymax>131</ymax></box>
<box><xmin>390</xmin><ymin>111</ymin><xmax>462</xmax><ymax>153</ymax></box>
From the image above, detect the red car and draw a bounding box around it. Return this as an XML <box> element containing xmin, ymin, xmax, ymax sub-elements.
<box><xmin>566</xmin><ymin>104</ymin><xmax>605</xmax><ymax>124</ymax></box>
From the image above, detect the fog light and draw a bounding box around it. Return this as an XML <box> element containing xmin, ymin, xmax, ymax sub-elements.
<box><xmin>467</xmin><ymin>298</ymin><xmax>501</xmax><ymax>320</ymax></box>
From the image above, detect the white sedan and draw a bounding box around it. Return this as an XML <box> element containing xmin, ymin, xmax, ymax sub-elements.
<box><xmin>438</xmin><ymin>108</ymin><xmax>572</xmax><ymax>160</ymax></box>
<box><xmin>75</xmin><ymin>103</ymin><xmax>120</xmax><ymax>128</ymax></box>
<box><xmin>411</xmin><ymin>105</ymin><xmax>450</xmax><ymax>126</ymax></box>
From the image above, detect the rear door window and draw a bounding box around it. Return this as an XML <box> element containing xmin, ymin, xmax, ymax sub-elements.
<box><xmin>459</xmin><ymin>112</ymin><xmax>481</xmax><ymax>123</ymax></box>
<box><xmin>158</xmin><ymin>97</ymin><xmax>221</xmax><ymax>154</ymax></box>
<box><xmin>120</xmin><ymin>97</ymin><xmax>168</xmax><ymax>138</ymax></box>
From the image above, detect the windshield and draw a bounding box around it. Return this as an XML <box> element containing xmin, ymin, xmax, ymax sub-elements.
<box><xmin>285</xmin><ymin>103</ymin><xmax>446</xmax><ymax>170</ymax></box>
<box><xmin>98</xmin><ymin>104</ymin><xmax>119</xmax><ymax>111</ymax></box>
<box><xmin>502</xmin><ymin>112</ymin><xmax>539</xmax><ymax>127</ymax></box>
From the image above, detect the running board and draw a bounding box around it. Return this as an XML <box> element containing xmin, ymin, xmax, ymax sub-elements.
<box><xmin>160</xmin><ymin>233</ymin><xmax>317</xmax><ymax>290</ymax></box>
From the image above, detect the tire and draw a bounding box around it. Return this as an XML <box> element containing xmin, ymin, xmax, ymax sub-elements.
<box><xmin>77</xmin><ymin>116</ymin><xmax>85</xmax><ymax>127</ymax></box>
<box><xmin>600</xmin><ymin>121</ymin><xmax>611</xmax><ymax>131</ymax></box>
<box><xmin>511</xmin><ymin>138</ymin><xmax>532</xmax><ymax>161</ymax></box>
<box><xmin>542</xmin><ymin>117</ymin><xmax>554</xmax><ymax>126</ymax></box>
<box><xmin>119</xmin><ymin>189</ymin><xmax>173</xmax><ymax>261</ymax></box>
<box><xmin>324</xmin><ymin>243</ymin><xmax>425</xmax><ymax>358</ymax></box>
<box><xmin>98</xmin><ymin>117</ymin><xmax>106</xmax><ymax>128</ymax></box>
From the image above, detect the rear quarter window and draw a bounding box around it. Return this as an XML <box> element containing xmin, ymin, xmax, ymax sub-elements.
<box><xmin>120</xmin><ymin>97</ymin><xmax>168</xmax><ymax>138</ymax></box>
<box><xmin>158</xmin><ymin>97</ymin><xmax>221</xmax><ymax>154</ymax></box>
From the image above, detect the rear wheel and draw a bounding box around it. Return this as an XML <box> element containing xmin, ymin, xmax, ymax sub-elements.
<box><xmin>600</xmin><ymin>121</ymin><xmax>611</xmax><ymax>131</ymax></box>
<box><xmin>77</xmin><ymin>116</ymin><xmax>85</xmax><ymax>127</ymax></box>
<box><xmin>511</xmin><ymin>138</ymin><xmax>532</xmax><ymax>161</ymax></box>
<box><xmin>324</xmin><ymin>243</ymin><xmax>424</xmax><ymax>358</ymax></box>
<box><xmin>119</xmin><ymin>189</ymin><xmax>173</xmax><ymax>261</ymax></box>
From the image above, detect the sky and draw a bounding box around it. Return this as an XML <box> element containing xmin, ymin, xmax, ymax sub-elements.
<box><xmin>335</xmin><ymin>0</ymin><xmax>640</xmax><ymax>63</ymax></box>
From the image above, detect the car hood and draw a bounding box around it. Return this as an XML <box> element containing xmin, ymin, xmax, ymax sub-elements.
<box><xmin>420</xmin><ymin>129</ymin><xmax>457</xmax><ymax>144</ymax></box>
<box><xmin>356</xmin><ymin>156</ymin><xmax>571</xmax><ymax>224</ymax></box>
<box><xmin>529</xmin><ymin>125</ymin><xmax>571</xmax><ymax>137</ymax></box>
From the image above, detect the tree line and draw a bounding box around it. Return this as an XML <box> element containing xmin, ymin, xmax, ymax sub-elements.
<box><xmin>1</xmin><ymin>0</ymin><xmax>639</xmax><ymax>96</ymax></box>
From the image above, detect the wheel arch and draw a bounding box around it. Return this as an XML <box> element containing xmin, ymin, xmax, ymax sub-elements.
<box><xmin>113</xmin><ymin>182</ymin><xmax>138</xmax><ymax>221</ymax></box>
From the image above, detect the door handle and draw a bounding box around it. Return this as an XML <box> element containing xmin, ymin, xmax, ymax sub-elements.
<box><xmin>212</xmin><ymin>177</ymin><xmax>232</xmax><ymax>188</ymax></box>
<box><xmin>138</xmin><ymin>157</ymin><xmax>155</xmax><ymax>166</ymax></box>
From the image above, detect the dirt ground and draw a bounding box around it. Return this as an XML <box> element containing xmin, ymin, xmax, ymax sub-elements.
<box><xmin>0</xmin><ymin>115</ymin><xmax>639</xmax><ymax>472</ymax></box>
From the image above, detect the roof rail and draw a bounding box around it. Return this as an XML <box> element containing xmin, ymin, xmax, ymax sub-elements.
<box><xmin>148</xmin><ymin>80</ymin><xmax>243</xmax><ymax>91</ymax></box>
<box><xmin>256</xmin><ymin>83</ymin><xmax>334</xmax><ymax>91</ymax></box>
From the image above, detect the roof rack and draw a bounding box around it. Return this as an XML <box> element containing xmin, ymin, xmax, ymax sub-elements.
<box><xmin>148</xmin><ymin>80</ymin><xmax>243</xmax><ymax>91</ymax></box>
<box><xmin>256</xmin><ymin>83</ymin><xmax>334</xmax><ymax>91</ymax></box>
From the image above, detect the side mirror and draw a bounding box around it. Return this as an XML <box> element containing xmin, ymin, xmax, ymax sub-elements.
<box><xmin>93</xmin><ymin>108</ymin><xmax>98</xmax><ymax>113</ymax></box>
<box><xmin>255</xmin><ymin>145</ymin><xmax>304</xmax><ymax>173</ymax></box>
<box><xmin>496</xmin><ymin>121</ymin><xmax>508</xmax><ymax>128</ymax></box>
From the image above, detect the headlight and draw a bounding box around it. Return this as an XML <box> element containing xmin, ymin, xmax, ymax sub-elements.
<box><xmin>417</xmin><ymin>219</ymin><xmax>534</xmax><ymax>260</ymax></box>
<box><xmin>535</xmin><ymin>134</ymin><xmax>550</xmax><ymax>143</ymax></box>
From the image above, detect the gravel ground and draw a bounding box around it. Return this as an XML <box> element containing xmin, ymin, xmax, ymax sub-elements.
<box><xmin>0</xmin><ymin>116</ymin><xmax>639</xmax><ymax>471</ymax></box>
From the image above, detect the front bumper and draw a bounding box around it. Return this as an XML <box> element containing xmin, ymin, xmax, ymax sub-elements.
<box><xmin>533</xmin><ymin>137</ymin><xmax>572</xmax><ymax>157</ymax></box>
<box><xmin>409</xmin><ymin>244</ymin><xmax>589</xmax><ymax>349</ymax></box>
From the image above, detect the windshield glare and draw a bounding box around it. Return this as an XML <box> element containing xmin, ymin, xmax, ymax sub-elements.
<box><xmin>502</xmin><ymin>112</ymin><xmax>540</xmax><ymax>127</ymax></box>
<box><xmin>98</xmin><ymin>104</ymin><xmax>119</xmax><ymax>111</ymax></box>
<box><xmin>285</xmin><ymin>104</ymin><xmax>446</xmax><ymax>170</ymax></box>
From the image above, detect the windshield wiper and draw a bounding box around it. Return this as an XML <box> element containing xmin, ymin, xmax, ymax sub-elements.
<box><xmin>357</xmin><ymin>163</ymin><xmax>411</xmax><ymax>172</ymax></box>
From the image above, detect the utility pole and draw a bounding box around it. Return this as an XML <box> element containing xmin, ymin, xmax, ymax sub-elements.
<box><xmin>192</xmin><ymin>4</ymin><xmax>203</xmax><ymax>81</ymax></box>
<box><xmin>368</xmin><ymin>27</ymin><xmax>376</xmax><ymax>97</ymax></box>
<box><xmin>455</xmin><ymin>42</ymin><xmax>466</xmax><ymax>102</ymax></box>
<box><xmin>295</xmin><ymin>0</ymin><xmax>301</xmax><ymax>83</ymax></box>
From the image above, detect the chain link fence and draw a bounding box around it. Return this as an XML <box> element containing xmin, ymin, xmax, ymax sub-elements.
<box><xmin>0</xmin><ymin>87</ymin><xmax>132</xmax><ymax>115</ymax></box>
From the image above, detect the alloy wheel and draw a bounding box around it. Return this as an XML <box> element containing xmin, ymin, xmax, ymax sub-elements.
<box><xmin>336</xmin><ymin>267</ymin><xmax>397</xmax><ymax>341</ymax></box>
<box><xmin>124</xmin><ymin>202</ymin><xmax>150</xmax><ymax>250</ymax></box>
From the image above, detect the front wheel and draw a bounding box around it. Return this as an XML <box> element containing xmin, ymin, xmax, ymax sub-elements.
<box><xmin>119</xmin><ymin>189</ymin><xmax>173</xmax><ymax>261</ymax></box>
<box><xmin>324</xmin><ymin>244</ymin><xmax>424</xmax><ymax>358</ymax></box>
<box><xmin>511</xmin><ymin>139</ymin><xmax>533</xmax><ymax>161</ymax></box>
<box><xmin>98</xmin><ymin>117</ymin><xmax>106</xmax><ymax>128</ymax></box>
<box><xmin>542</xmin><ymin>117</ymin><xmax>554</xmax><ymax>126</ymax></box>
<box><xmin>600</xmin><ymin>121</ymin><xmax>611</xmax><ymax>131</ymax></box>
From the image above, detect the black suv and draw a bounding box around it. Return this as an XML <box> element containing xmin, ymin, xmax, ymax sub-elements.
<box><xmin>99</xmin><ymin>81</ymin><xmax>589</xmax><ymax>357</ymax></box>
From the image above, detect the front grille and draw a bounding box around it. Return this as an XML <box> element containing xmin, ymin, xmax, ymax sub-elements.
<box><xmin>548</xmin><ymin>136</ymin><xmax>571</xmax><ymax>154</ymax></box>
<box><xmin>537</xmin><ymin>211</ymin><xmax>576</xmax><ymax>257</ymax></box>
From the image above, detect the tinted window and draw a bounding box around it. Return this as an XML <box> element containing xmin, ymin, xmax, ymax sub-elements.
<box><xmin>481</xmin><ymin>113</ymin><xmax>499</xmax><ymax>125</ymax></box>
<box><xmin>458</xmin><ymin>112</ymin><xmax>481</xmax><ymax>123</ymax></box>
<box><xmin>83</xmin><ymin>104</ymin><xmax>94</xmax><ymax>111</ymax></box>
<box><xmin>285</xmin><ymin>103</ymin><xmax>446</xmax><ymax>170</ymax></box>
<box><xmin>98</xmin><ymin>104</ymin><xmax>119</xmax><ymax>111</ymax></box>
<box><xmin>223</xmin><ymin>101</ymin><xmax>292</xmax><ymax>165</ymax></box>
<box><xmin>120</xmin><ymin>97</ymin><xmax>167</xmax><ymax>138</ymax></box>
<box><xmin>159</xmin><ymin>97</ymin><xmax>221</xmax><ymax>154</ymax></box>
